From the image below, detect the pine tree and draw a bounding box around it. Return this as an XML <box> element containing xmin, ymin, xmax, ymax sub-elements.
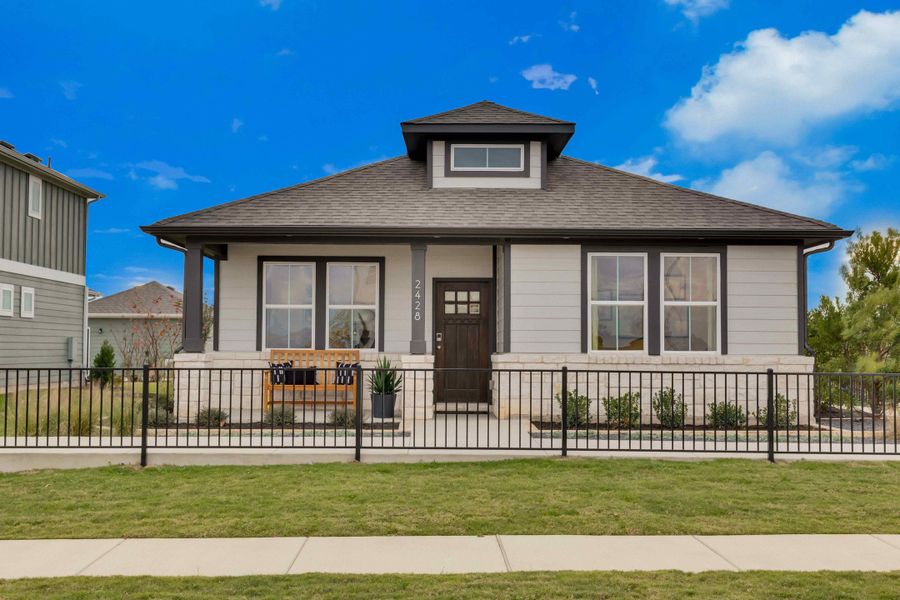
<box><xmin>91</xmin><ymin>340</ymin><xmax>117</xmax><ymax>389</ymax></box>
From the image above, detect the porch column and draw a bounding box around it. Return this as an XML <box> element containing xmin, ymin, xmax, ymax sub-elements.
<box><xmin>410</xmin><ymin>242</ymin><xmax>427</xmax><ymax>354</ymax></box>
<box><xmin>182</xmin><ymin>240</ymin><xmax>205</xmax><ymax>353</ymax></box>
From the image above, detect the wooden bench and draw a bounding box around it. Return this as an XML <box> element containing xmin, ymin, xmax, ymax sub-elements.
<box><xmin>263</xmin><ymin>349</ymin><xmax>360</xmax><ymax>409</ymax></box>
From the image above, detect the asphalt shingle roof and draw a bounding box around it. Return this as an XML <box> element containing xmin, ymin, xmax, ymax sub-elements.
<box><xmin>404</xmin><ymin>100</ymin><xmax>573</xmax><ymax>125</ymax></box>
<box><xmin>146</xmin><ymin>155</ymin><xmax>846</xmax><ymax>237</ymax></box>
<box><xmin>88</xmin><ymin>281</ymin><xmax>182</xmax><ymax>316</ymax></box>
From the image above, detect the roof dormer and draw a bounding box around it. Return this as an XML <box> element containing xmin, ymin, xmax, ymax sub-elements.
<box><xmin>400</xmin><ymin>101</ymin><xmax>575</xmax><ymax>190</ymax></box>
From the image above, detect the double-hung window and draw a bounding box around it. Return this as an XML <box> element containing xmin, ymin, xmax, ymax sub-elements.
<box><xmin>587</xmin><ymin>253</ymin><xmax>647</xmax><ymax>351</ymax></box>
<box><xmin>450</xmin><ymin>144</ymin><xmax>524</xmax><ymax>172</ymax></box>
<box><xmin>28</xmin><ymin>174</ymin><xmax>42</xmax><ymax>219</ymax></box>
<box><xmin>327</xmin><ymin>263</ymin><xmax>378</xmax><ymax>349</ymax></box>
<box><xmin>263</xmin><ymin>263</ymin><xmax>314</xmax><ymax>349</ymax></box>
<box><xmin>662</xmin><ymin>254</ymin><xmax>719</xmax><ymax>352</ymax></box>
<box><xmin>20</xmin><ymin>287</ymin><xmax>35</xmax><ymax>319</ymax></box>
<box><xmin>0</xmin><ymin>284</ymin><xmax>13</xmax><ymax>317</ymax></box>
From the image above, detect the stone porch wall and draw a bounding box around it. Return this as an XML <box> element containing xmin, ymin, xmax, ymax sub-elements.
<box><xmin>170</xmin><ymin>352</ymin><xmax>434</xmax><ymax>423</ymax></box>
<box><xmin>490</xmin><ymin>353</ymin><xmax>816</xmax><ymax>425</ymax></box>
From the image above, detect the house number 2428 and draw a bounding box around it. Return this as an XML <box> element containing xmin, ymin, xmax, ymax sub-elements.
<box><xmin>413</xmin><ymin>279</ymin><xmax>422</xmax><ymax>321</ymax></box>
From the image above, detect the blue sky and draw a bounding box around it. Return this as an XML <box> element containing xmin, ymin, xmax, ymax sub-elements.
<box><xmin>1</xmin><ymin>0</ymin><xmax>898</xmax><ymax>305</ymax></box>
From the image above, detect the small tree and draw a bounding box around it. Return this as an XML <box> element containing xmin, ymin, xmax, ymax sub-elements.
<box><xmin>91</xmin><ymin>340</ymin><xmax>117</xmax><ymax>389</ymax></box>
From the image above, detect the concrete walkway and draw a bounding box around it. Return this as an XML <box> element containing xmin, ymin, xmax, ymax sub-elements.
<box><xmin>1</xmin><ymin>535</ymin><xmax>899</xmax><ymax>578</ymax></box>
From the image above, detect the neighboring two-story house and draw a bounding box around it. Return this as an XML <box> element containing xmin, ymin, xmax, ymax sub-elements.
<box><xmin>142</xmin><ymin>101</ymin><xmax>852</xmax><ymax>417</ymax></box>
<box><xmin>0</xmin><ymin>141</ymin><xmax>104</xmax><ymax>384</ymax></box>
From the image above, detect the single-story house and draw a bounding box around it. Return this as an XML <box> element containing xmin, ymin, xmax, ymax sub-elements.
<box><xmin>87</xmin><ymin>281</ymin><xmax>183</xmax><ymax>368</ymax></box>
<box><xmin>142</xmin><ymin>101</ymin><xmax>852</xmax><ymax>419</ymax></box>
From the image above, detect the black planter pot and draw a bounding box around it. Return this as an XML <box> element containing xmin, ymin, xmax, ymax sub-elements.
<box><xmin>372</xmin><ymin>393</ymin><xmax>397</xmax><ymax>419</ymax></box>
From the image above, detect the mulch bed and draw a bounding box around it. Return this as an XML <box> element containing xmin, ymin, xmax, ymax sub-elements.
<box><xmin>148</xmin><ymin>422</ymin><xmax>400</xmax><ymax>431</ymax></box>
<box><xmin>530</xmin><ymin>420</ymin><xmax>819</xmax><ymax>432</ymax></box>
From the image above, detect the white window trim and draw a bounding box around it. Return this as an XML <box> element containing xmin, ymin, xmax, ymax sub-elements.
<box><xmin>660</xmin><ymin>252</ymin><xmax>721</xmax><ymax>355</ymax></box>
<box><xmin>261</xmin><ymin>261</ymin><xmax>315</xmax><ymax>350</ymax></box>
<box><xmin>27</xmin><ymin>174</ymin><xmax>42</xmax><ymax>219</ymax></box>
<box><xmin>449</xmin><ymin>143</ymin><xmax>525</xmax><ymax>172</ymax></box>
<box><xmin>325</xmin><ymin>262</ymin><xmax>380</xmax><ymax>351</ymax></box>
<box><xmin>0</xmin><ymin>283</ymin><xmax>13</xmax><ymax>317</ymax></box>
<box><xmin>586</xmin><ymin>252</ymin><xmax>649</xmax><ymax>354</ymax></box>
<box><xmin>21</xmin><ymin>286</ymin><xmax>35</xmax><ymax>319</ymax></box>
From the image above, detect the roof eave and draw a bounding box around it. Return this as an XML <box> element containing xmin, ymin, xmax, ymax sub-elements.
<box><xmin>0</xmin><ymin>145</ymin><xmax>105</xmax><ymax>199</ymax></box>
<box><xmin>400</xmin><ymin>123</ymin><xmax>575</xmax><ymax>159</ymax></box>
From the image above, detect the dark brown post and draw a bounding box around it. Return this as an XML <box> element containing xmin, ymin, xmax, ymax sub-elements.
<box><xmin>183</xmin><ymin>239</ymin><xmax>205</xmax><ymax>353</ymax></box>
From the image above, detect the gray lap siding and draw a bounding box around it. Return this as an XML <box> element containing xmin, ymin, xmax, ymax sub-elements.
<box><xmin>0</xmin><ymin>271</ymin><xmax>85</xmax><ymax>383</ymax></box>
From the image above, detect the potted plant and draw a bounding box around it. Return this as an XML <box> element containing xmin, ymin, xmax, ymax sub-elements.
<box><xmin>369</xmin><ymin>357</ymin><xmax>403</xmax><ymax>419</ymax></box>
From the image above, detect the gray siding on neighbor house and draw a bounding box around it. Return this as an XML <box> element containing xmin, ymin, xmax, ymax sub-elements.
<box><xmin>0</xmin><ymin>271</ymin><xmax>86</xmax><ymax>378</ymax></box>
<box><xmin>0</xmin><ymin>160</ymin><xmax>88</xmax><ymax>275</ymax></box>
<box><xmin>88</xmin><ymin>316</ymin><xmax>182</xmax><ymax>368</ymax></box>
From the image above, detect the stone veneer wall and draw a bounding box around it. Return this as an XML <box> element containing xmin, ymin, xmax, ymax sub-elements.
<box><xmin>490</xmin><ymin>353</ymin><xmax>816</xmax><ymax>425</ymax></box>
<box><xmin>170</xmin><ymin>352</ymin><xmax>434</xmax><ymax>423</ymax></box>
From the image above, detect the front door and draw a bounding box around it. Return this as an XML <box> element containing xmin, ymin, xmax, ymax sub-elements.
<box><xmin>434</xmin><ymin>280</ymin><xmax>492</xmax><ymax>404</ymax></box>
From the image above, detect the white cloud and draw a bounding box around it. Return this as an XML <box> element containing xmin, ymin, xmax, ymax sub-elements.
<box><xmin>488</xmin><ymin>75</ymin><xmax>499</xmax><ymax>84</ymax></box>
<box><xmin>559</xmin><ymin>11</ymin><xmax>579</xmax><ymax>32</ymax></box>
<box><xmin>701</xmin><ymin>151</ymin><xmax>851</xmax><ymax>218</ymax></box>
<box><xmin>126</xmin><ymin>169</ymin><xmax>139</xmax><ymax>181</ymax></box>
<box><xmin>851</xmin><ymin>153</ymin><xmax>893</xmax><ymax>172</ymax></box>
<box><xmin>260</xmin><ymin>0</ymin><xmax>282</xmax><ymax>9</ymax></box>
<box><xmin>124</xmin><ymin>266</ymin><xmax>150</xmax><ymax>273</ymax></box>
<box><xmin>793</xmin><ymin>145</ymin><xmax>858</xmax><ymax>169</ymax></box>
<box><xmin>588</xmin><ymin>76</ymin><xmax>599</xmax><ymax>96</ymax></box>
<box><xmin>0</xmin><ymin>87</ymin><xmax>13</xmax><ymax>99</ymax></box>
<box><xmin>508</xmin><ymin>34</ymin><xmax>533</xmax><ymax>45</ymax></box>
<box><xmin>276</xmin><ymin>47</ymin><xmax>294</xmax><ymax>56</ymax></box>
<box><xmin>664</xmin><ymin>0</ymin><xmax>729</xmax><ymax>23</ymax></box>
<box><xmin>94</xmin><ymin>227</ymin><xmax>130</xmax><ymax>234</ymax></box>
<box><xmin>50</xmin><ymin>138</ymin><xmax>67</xmax><ymax>148</ymax></box>
<box><xmin>67</xmin><ymin>167</ymin><xmax>114</xmax><ymax>180</ymax></box>
<box><xmin>521</xmin><ymin>64</ymin><xmax>577</xmax><ymax>91</ymax></box>
<box><xmin>132</xmin><ymin>160</ymin><xmax>210</xmax><ymax>191</ymax></box>
<box><xmin>231</xmin><ymin>117</ymin><xmax>244</xmax><ymax>133</ymax></box>
<box><xmin>665</xmin><ymin>10</ymin><xmax>900</xmax><ymax>145</ymax></box>
<box><xmin>614</xmin><ymin>156</ymin><xmax>683</xmax><ymax>183</ymax></box>
<box><xmin>59</xmin><ymin>80</ymin><xmax>83</xmax><ymax>100</ymax></box>
<box><xmin>322</xmin><ymin>156</ymin><xmax>389</xmax><ymax>176</ymax></box>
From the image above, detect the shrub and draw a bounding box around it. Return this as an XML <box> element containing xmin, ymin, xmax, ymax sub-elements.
<box><xmin>91</xmin><ymin>341</ymin><xmax>117</xmax><ymax>389</ymax></box>
<box><xmin>555</xmin><ymin>390</ymin><xmax>592</xmax><ymax>427</ymax></box>
<box><xmin>652</xmin><ymin>387</ymin><xmax>686</xmax><ymax>428</ymax></box>
<box><xmin>264</xmin><ymin>405</ymin><xmax>297</xmax><ymax>426</ymax></box>
<box><xmin>708</xmin><ymin>401</ymin><xmax>747</xmax><ymax>428</ymax></box>
<box><xmin>196</xmin><ymin>407</ymin><xmax>229</xmax><ymax>427</ymax></box>
<box><xmin>601</xmin><ymin>392</ymin><xmax>641</xmax><ymax>428</ymax></box>
<box><xmin>329</xmin><ymin>408</ymin><xmax>356</xmax><ymax>427</ymax></box>
<box><xmin>757</xmin><ymin>393</ymin><xmax>799</xmax><ymax>429</ymax></box>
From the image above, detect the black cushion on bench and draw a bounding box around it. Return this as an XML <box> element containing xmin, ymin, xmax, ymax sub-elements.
<box><xmin>284</xmin><ymin>367</ymin><xmax>317</xmax><ymax>386</ymax></box>
<box><xmin>334</xmin><ymin>362</ymin><xmax>360</xmax><ymax>385</ymax></box>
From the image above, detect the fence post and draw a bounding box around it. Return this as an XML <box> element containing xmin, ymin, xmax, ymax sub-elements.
<box><xmin>561</xmin><ymin>366</ymin><xmax>568</xmax><ymax>457</ymax></box>
<box><xmin>140</xmin><ymin>363</ymin><xmax>150</xmax><ymax>467</ymax></box>
<box><xmin>766</xmin><ymin>368</ymin><xmax>775</xmax><ymax>463</ymax></box>
<box><xmin>354</xmin><ymin>364</ymin><xmax>363</xmax><ymax>462</ymax></box>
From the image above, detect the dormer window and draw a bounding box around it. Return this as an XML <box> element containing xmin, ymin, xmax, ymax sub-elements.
<box><xmin>450</xmin><ymin>144</ymin><xmax>524</xmax><ymax>172</ymax></box>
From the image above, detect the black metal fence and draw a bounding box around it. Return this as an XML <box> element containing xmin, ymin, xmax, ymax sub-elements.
<box><xmin>1</xmin><ymin>366</ymin><xmax>897</xmax><ymax>462</ymax></box>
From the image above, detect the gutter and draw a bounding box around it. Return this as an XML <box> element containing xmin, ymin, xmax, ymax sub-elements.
<box><xmin>801</xmin><ymin>241</ymin><xmax>836</xmax><ymax>356</ymax></box>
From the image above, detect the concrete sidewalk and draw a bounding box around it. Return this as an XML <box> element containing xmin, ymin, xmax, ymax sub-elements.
<box><xmin>1</xmin><ymin>534</ymin><xmax>900</xmax><ymax>578</ymax></box>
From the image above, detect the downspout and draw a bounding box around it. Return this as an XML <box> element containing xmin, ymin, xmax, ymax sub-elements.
<box><xmin>801</xmin><ymin>241</ymin><xmax>835</xmax><ymax>356</ymax></box>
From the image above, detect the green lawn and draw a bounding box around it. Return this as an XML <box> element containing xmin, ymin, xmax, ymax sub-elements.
<box><xmin>1</xmin><ymin>458</ymin><xmax>899</xmax><ymax>539</ymax></box>
<box><xmin>1</xmin><ymin>572</ymin><xmax>899</xmax><ymax>599</ymax></box>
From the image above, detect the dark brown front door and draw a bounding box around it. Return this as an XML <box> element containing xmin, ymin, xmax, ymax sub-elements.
<box><xmin>434</xmin><ymin>280</ymin><xmax>492</xmax><ymax>404</ymax></box>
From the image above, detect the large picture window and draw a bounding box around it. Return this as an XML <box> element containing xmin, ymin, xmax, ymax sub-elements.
<box><xmin>662</xmin><ymin>254</ymin><xmax>719</xmax><ymax>352</ymax></box>
<box><xmin>327</xmin><ymin>263</ymin><xmax>378</xmax><ymax>349</ymax></box>
<box><xmin>263</xmin><ymin>263</ymin><xmax>314</xmax><ymax>349</ymax></box>
<box><xmin>587</xmin><ymin>253</ymin><xmax>647</xmax><ymax>351</ymax></box>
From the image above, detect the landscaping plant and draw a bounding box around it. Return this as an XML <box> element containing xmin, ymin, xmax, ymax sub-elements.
<box><xmin>264</xmin><ymin>405</ymin><xmax>297</xmax><ymax>426</ymax></box>
<box><xmin>91</xmin><ymin>340</ymin><xmax>117</xmax><ymax>390</ymax></box>
<box><xmin>554</xmin><ymin>390</ymin><xmax>592</xmax><ymax>427</ymax></box>
<box><xmin>651</xmin><ymin>387</ymin><xmax>686</xmax><ymax>428</ymax></box>
<box><xmin>601</xmin><ymin>392</ymin><xmax>641</xmax><ymax>428</ymax></box>
<box><xmin>756</xmin><ymin>393</ymin><xmax>798</xmax><ymax>429</ymax></box>
<box><xmin>196</xmin><ymin>408</ymin><xmax>229</xmax><ymax>427</ymax></box>
<box><xmin>368</xmin><ymin>357</ymin><xmax>403</xmax><ymax>396</ymax></box>
<box><xmin>329</xmin><ymin>408</ymin><xmax>356</xmax><ymax>427</ymax></box>
<box><xmin>707</xmin><ymin>400</ymin><xmax>747</xmax><ymax>428</ymax></box>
